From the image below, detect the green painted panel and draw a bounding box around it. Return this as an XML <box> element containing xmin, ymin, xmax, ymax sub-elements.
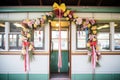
<box><xmin>0</xmin><ymin>7</ymin><xmax>120</xmax><ymax>13</ymax></box>
<box><xmin>9</xmin><ymin>74</ymin><xmax>26</xmax><ymax>80</ymax></box>
<box><xmin>0</xmin><ymin>7</ymin><xmax>52</xmax><ymax>12</ymax></box>
<box><xmin>50</xmin><ymin>51</ymin><xmax>68</xmax><ymax>73</ymax></box>
<box><xmin>0</xmin><ymin>74</ymin><xmax>48</xmax><ymax>80</ymax></box>
<box><xmin>72</xmin><ymin>74</ymin><xmax>120</xmax><ymax>80</ymax></box>
<box><xmin>0</xmin><ymin>74</ymin><xmax>8</xmax><ymax>80</ymax></box>
<box><xmin>1</xmin><ymin>74</ymin><xmax>120</xmax><ymax>80</ymax></box>
<box><xmin>29</xmin><ymin>74</ymin><xmax>48</xmax><ymax>80</ymax></box>
<box><xmin>72</xmin><ymin>74</ymin><xmax>92</xmax><ymax>80</ymax></box>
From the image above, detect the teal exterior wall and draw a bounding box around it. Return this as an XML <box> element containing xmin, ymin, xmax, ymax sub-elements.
<box><xmin>0</xmin><ymin>74</ymin><xmax>120</xmax><ymax>80</ymax></box>
<box><xmin>0</xmin><ymin>7</ymin><xmax>120</xmax><ymax>13</ymax></box>
<box><xmin>72</xmin><ymin>74</ymin><xmax>120</xmax><ymax>80</ymax></box>
<box><xmin>0</xmin><ymin>74</ymin><xmax>48</xmax><ymax>80</ymax></box>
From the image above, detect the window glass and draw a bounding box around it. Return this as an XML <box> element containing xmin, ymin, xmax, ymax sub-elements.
<box><xmin>114</xmin><ymin>23</ymin><xmax>120</xmax><ymax>50</ymax></box>
<box><xmin>0</xmin><ymin>22</ymin><xmax>5</xmax><ymax>50</ymax></box>
<box><xmin>52</xmin><ymin>30</ymin><xmax>68</xmax><ymax>50</ymax></box>
<box><xmin>97</xmin><ymin>23</ymin><xmax>110</xmax><ymax>50</ymax></box>
<box><xmin>18</xmin><ymin>35</ymin><xmax>22</xmax><ymax>47</ymax></box>
<box><xmin>34</xmin><ymin>28</ymin><xmax>44</xmax><ymax>49</ymax></box>
<box><xmin>9</xmin><ymin>34</ymin><xmax>17</xmax><ymax>47</ymax></box>
<box><xmin>0</xmin><ymin>25</ymin><xmax>5</xmax><ymax>32</ymax></box>
<box><xmin>0</xmin><ymin>35</ymin><xmax>2</xmax><ymax>46</ymax></box>
<box><xmin>10</xmin><ymin>22</ymin><xmax>21</xmax><ymax>32</ymax></box>
<box><xmin>9</xmin><ymin>22</ymin><xmax>44</xmax><ymax>50</ymax></box>
<box><xmin>76</xmin><ymin>30</ymin><xmax>86</xmax><ymax>49</ymax></box>
<box><xmin>9</xmin><ymin>22</ymin><xmax>22</xmax><ymax>49</ymax></box>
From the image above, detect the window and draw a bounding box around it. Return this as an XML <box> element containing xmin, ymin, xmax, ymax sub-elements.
<box><xmin>52</xmin><ymin>29</ymin><xmax>68</xmax><ymax>50</ymax></box>
<box><xmin>97</xmin><ymin>33</ymin><xmax>110</xmax><ymax>50</ymax></box>
<box><xmin>76</xmin><ymin>28</ymin><xmax>87</xmax><ymax>49</ymax></box>
<box><xmin>0</xmin><ymin>21</ymin><xmax>44</xmax><ymax>51</ymax></box>
<box><xmin>114</xmin><ymin>23</ymin><xmax>120</xmax><ymax>50</ymax></box>
<box><xmin>97</xmin><ymin>23</ymin><xmax>110</xmax><ymax>51</ymax></box>
<box><xmin>34</xmin><ymin>28</ymin><xmax>44</xmax><ymax>49</ymax></box>
<box><xmin>9</xmin><ymin>22</ymin><xmax>44</xmax><ymax>50</ymax></box>
<box><xmin>76</xmin><ymin>23</ymin><xmax>110</xmax><ymax>51</ymax></box>
<box><xmin>0</xmin><ymin>22</ymin><xmax>5</xmax><ymax>50</ymax></box>
<box><xmin>9</xmin><ymin>22</ymin><xmax>22</xmax><ymax>49</ymax></box>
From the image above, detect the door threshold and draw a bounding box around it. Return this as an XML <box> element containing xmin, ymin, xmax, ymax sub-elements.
<box><xmin>50</xmin><ymin>73</ymin><xmax>70</xmax><ymax>80</ymax></box>
<box><xmin>50</xmin><ymin>73</ymin><xmax>69</xmax><ymax>78</ymax></box>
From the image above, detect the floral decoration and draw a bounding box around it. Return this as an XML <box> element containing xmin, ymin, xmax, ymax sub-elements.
<box><xmin>74</xmin><ymin>17</ymin><xmax>101</xmax><ymax>67</ymax></box>
<box><xmin>21</xmin><ymin>2</ymin><xmax>101</xmax><ymax>70</ymax></box>
<box><xmin>21</xmin><ymin>2</ymin><xmax>77</xmax><ymax>59</ymax></box>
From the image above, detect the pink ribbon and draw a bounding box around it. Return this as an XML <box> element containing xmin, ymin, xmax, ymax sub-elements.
<box><xmin>26</xmin><ymin>46</ymin><xmax>30</xmax><ymax>72</ymax></box>
<box><xmin>57</xmin><ymin>9</ymin><xmax>62</xmax><ymax>72</ymax></box>
<box><xmin>23</xmin><ymin>42</ymin><xmax>30</xmax><ymax>72</ymax></box>
<box><xmin>92</xmin><ymin>46</ymin><xmax>96</xmax><ymax>72</ymax></box>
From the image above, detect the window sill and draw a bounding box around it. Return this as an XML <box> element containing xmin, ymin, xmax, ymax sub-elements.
<box><xmin>72</xmin><ymin>51</ymin><xmax>120</xmax><ymax>55</ymax></box>
<box><xmin>0</xmin><ymin>51</ymin><xmax>49</xmax><ymax>55</ymax></box>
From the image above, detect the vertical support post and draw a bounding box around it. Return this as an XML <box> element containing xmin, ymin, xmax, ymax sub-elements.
<box><xmin>110</xmin><ymin>22</ymin><xmax>114</xmax><ymax>51</ymax></box>
<box><xmin>5</xmin><ymin>22</ymin><xmax>10</xmax><ymax>51</ymax></box>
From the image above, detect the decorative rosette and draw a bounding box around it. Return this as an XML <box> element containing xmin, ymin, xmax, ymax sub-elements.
<box><xmin>52</xmin><ymin>2</ymin><xmax>77</xmax><ymax>21</ymax></box>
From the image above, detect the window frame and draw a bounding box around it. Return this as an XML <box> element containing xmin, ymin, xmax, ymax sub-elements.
<box><xmin>76</xmin><ymin>21</ymin><xmax>120</xmax><ymax>52</ymax></box>
<box><xmin>114</xmin><ymin>23</ymin><xmax>120</xmax><ymax>51</ymax></box>
<box><xmin>5</xmin><ymin>21</ymin><xmax>45</xmax><ymax>51</ymax></box>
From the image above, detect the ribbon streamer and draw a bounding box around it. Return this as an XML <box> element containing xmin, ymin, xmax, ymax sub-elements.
<box><xmin>57</xmin><ymin>9</ymin><xmax>62</xmax><ymax>72</ymax></box>
<box><xmin>92</xmin><ymin>46</ymin><xmax>96</xmax><ymax>73</ymax></box>
<box><xmin>24</xmin><ymin>54</ymin><xmax>26</xmax><ymax>71</ymax></box>
<box><xmin>23</xmin><ymin>41</ymin><xmax>30</xmax><ymax>72</ymax></box>
<box><xmin>26</xmin><ymin>46</ymin><xmax>30</xmax><ymax>72</ymax></box>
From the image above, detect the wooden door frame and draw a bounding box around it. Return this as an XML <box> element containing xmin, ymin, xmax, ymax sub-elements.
<box><xmin>49</xmin><ymin>22</ymin><xmax>52</xmax><ymax>79</ymax></box>
<box><xmin>69</xmin><ymin>22</ymin><xmax>71</xmax><ymax>79</ymax></box>
<box><xmin>49</xmin><ymin>21</ymin><xmax>71</xmax><ymax>79</ymax></box>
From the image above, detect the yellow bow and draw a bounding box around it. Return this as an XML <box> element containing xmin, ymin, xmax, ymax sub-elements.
<box><xmin>53</xmin><ymin>2</ymin><xmax>66</xmax><ymax>12</ymax></box>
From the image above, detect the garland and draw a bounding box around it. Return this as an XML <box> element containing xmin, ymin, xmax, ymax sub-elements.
<box><xmin>74</xmin><ymin>18</ymin><xmax>101</xmax><ymax>67</ymax></box>
<box><xmin>21</xmin><ymin>2</ymin><xmax>101</xmax><ymax>71</ymax></box>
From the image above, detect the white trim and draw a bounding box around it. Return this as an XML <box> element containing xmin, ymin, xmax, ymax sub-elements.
<box><xmin>5</xmin><ymin>22</ymin><xmax>10</xmax><ymax>51</ymax></box>
<box><xmin>110</xmin><ymin>22</ymin><xmax>115</xmax><ymax>51</ymax></box>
